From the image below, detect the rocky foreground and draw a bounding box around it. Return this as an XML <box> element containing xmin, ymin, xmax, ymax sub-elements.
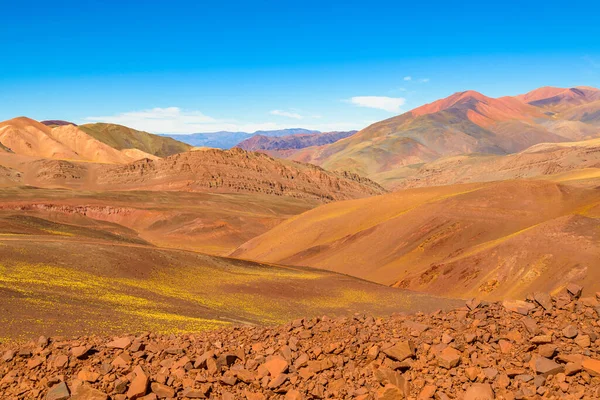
<box><xmin>1</xmin><ymin>284</ymin><xmax>600</xmax><ymax>400</ymax></box>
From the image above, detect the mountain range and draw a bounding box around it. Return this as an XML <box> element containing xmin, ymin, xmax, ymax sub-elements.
<box><xmin>161</xmin><ymin>128</ymin><xmax>320</xmax><ymax>149</ymax></box>
<box><xmin>283</xmin><ymin>86</ymin><xmax>600</xmax><ymax>187</ymax></box>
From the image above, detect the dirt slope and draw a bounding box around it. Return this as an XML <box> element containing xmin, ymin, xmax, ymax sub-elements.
<box><xmin>0</xmin><ymin>215</ymin><xmax>460</xmax><ymax>341</ymax></box>
<box><xmin>233</xmin><ymin>180</ymin><xmax>600</xmax><ymax>300</ymax></box>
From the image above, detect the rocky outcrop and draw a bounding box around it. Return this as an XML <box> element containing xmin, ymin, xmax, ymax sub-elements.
<box><xmin>95</xmin><ymin>148</ymin><xmax>386</xmax><ymax>201</ymax></box>
<box><xmin>1</xmin><ymin>286</ymin><xmax>599</xmax><ymax>399</ymax></box>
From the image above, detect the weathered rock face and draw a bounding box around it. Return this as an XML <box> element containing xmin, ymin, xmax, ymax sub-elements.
<box><xmin>1</xmin><ymin>289</ymin><xmax>600</xmax><ymax>399</ymax></box>
<box><xmin>94</xmin><ymin>148</ymin><xmax>386</xmax><ymax>201</ymax></box>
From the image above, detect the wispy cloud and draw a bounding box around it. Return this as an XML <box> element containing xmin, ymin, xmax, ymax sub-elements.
<box><xmin>419</xmin><ymin>78</ymin><xmax>430</xmax><ymax>83</ymax></box>
<box><xmin>83</xmin><ymin>107</ymin><xmax>362</xmax><ymax>134</ymax></box>
<box><xmin>347</xmin><ymin>96</ymin><xmax>406</xmax><ymax>113</ymax></box>
<box><xmin>84</xmin><ymin>107</ymin><xmax>283</xmax><ymax>134</ymax></box>
<box><xmin>583</xmin><ymin>55</ymin><xmax>600</xmax><ymax>68</ymax></box>
<box><xmin>269</xmin><ymin>109</ymin><xmax>303</xmax><ymax>119</ymax></box>
<box><xmin>403</xmin><ymin>76</ymin><xmax>412</xmax><ymax>81</ymax></box>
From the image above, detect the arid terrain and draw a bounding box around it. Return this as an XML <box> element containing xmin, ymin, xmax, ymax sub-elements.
<box><xmin>1</xmin><ymin>87</ymin><xmax>600</xmax><ymax>399</ymax></box>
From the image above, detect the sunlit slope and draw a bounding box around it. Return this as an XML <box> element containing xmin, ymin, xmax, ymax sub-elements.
<box><xmin>233</xmin><ymin>180</ymin><xmax>600</xmax><ymax>299</ymax></box>
<box><xmin>0</xmin><ymin>215</ymin><xmax>460</xmax><ymax>340</ymax></box>
<box><xmin>0</xmin><ymin>117</ymin><xmax>82</xmax><ymax>160</ymax></box>
<box><xmin>380</xmin><ymin>137</ymin><xmax>600</xmax><ymax>190</ymax></box>
<box><xmin>79</xmin><ymin>123</ymin><xmax>191</xmax><ymax>157</ymax></box>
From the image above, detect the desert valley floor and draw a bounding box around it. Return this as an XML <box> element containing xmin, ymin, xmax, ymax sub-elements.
<box><xmin>1</xmin><ymin>86</ymin><xmax>600</xmax><ymax>399</ymax></box>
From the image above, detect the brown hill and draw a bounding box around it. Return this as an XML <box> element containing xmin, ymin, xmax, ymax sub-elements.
<box><xmin>79</xmin><ymin>122</ymin><xmax>192</xmax><ymax>157</ymax></box>
<box><xmin>232</xmin><ymin>180</ymin><xmax>600</xmax><ymax>300</ymax></box>
<box><xmin>48</xmin><ymin>124</ymin><xmax>134</xmax><ymax>164</ymax></box>
<box><xmin>287</xmin><ymin>87</ymin><xmax>600</xmax><ymax>183</ymax></box>
<box><xmin>0</xmin><ymin>117</ymin><xmax>82</xmax><ymax>160</ymax></box>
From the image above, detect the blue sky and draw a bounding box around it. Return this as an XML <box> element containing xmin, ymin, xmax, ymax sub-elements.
<box><xmin>1</xmin><ymin>0</ymin><xmax>599</xmax><ymax>133</ymax></box>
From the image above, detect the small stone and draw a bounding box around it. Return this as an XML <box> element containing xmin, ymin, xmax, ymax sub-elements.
<box><xmin>376</xmin><ymin>384</ymin><xmax>405</xmax><ymax>400</ymax></box>
<box><xmin>533</xmin><ymin>292</ymin><xmax>553</xmax><ymax>311</ymax></box>
<box><xmin>383</xmin><ymin>341</ymin><xmax>416</xmax><ymax>362</ymax></box>
<box><xmin>263</xmin><ymin>355</ymin><xmax>288</xmax><ymax>377</ymax></box>
<box><xmin>107</xmin><ymin>337</ymin><xmax>131</xmax><ymax>349</ymax></box>
<box><xmin>530</xmin><ymin>335</ymin><xmax>552</xmax><ymax>344</ymax></box>
<box><xmin>532</xmin><ymin>356</ymin><xmax>564</xmax><ymax>377</ymax></box>
<box><xmin>537</xmin><ymin>344</ymin><xmax>556</xmax><ymax>358</ymax></box>
<box><xmin>70</xmin><ymin>384</ymin><xmax>108</xmax><ymax>400</ymax></box>
<box><xmin>438</xmin><ymin>347</ymin><xmax>461</xmax><ymax>369</ymax></box>
<box><xmin>503</xmin><ymin>300</ymin><xmax>535</xmax><ymax>315</ymax></box>
<box><xmin>71</xmin><ymin>346</ymin><xmax>90</xmax><ymax>359</ymax></box>
<box><xmin>150</xmin><ymin>383</ymin><xmax>175</xmax><ymax>398</ymax></box>
<box><xmin>562</xmin><ymin>325</ymin><xmax>579</xmax><ymax>338</ymax></box>
<box><xmin>565</xmin><ymin>362</ymin><xmax>582</xmax><ymax>376</ymax></box>
<box><xmin>182</xmin><ymin>386</ymin><xmax>210</xmax><ymax>398</ymax></box>
<box><xmin>582</xmin><ymin>358</ymin><xmax>600</xmax><ymax>377</ymax></box>
<box><xmin>418</xmin><ymin>384</ymin><xmax>437</xmax><ymax>399</ymax></box>
<box><xmin>574</xmin><ymin>334</ymin><xmax>591</xmax><ymax>348</ymax></box>
<box><xmin>47</xmin><ymin>382</ymin><xmax>70</xmax><ymax>400</ymax></box>
<box><xmin>285</xmin><ymin>389</ymin><xmax>302</xmax><ymax>400</ymax></box>
<box><xmin>464</xmin><ymin>383</ymin><xmax>494</xmax><ymax>400</ymax></box>
<box><xmin>126</xmin><ymin>366</ymin><xmax>149</xmax><ymax>399</ymax></box>
<box><xmin>566</xmin><ymin>283</ymin><xmax>583</xmax><ymax>298</ymax></box>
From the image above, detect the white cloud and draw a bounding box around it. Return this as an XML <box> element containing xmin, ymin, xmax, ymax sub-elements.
<box><xmin>419</xmin><ymin>78</ymin><xmax>430</xmax><ymax>83</ymax></box>
<box><xmin>83</xmin><ymin>107</ymin><xmax>363</xmax><ymax>134</ymax></box>
<box><xmin>403</xmin><ymin>76</ymin><xmax>412</xmax><ymax>81</ymax></box>
<box><xmin>269</xmin><ymin>110</ymin><xmax>303</xmax><ymax>119</ymax></box>
<box><xmin>347</xmin><ymin>96</ymin><xmax>406</xmax><ymax>113</ymax></box>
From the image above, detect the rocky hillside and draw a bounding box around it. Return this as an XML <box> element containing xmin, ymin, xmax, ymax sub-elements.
<box><xmin>236</xmin><ymin>131</ymin><xmax>356</xmax><ymax>152</ymax></box>
<box><xmin>92</xmin><ymin>148</ymin><xmax>386</xmax><ymax>201</ymax></box>
<box><xmin>1</xmin><ymin>285</ymin><xmax>599</xmax><ymax>399</ymax></box>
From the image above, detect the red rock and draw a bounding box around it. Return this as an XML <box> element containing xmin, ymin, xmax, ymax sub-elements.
<box><xmin>418</xmin><ymin>384</ymin><xmax>437</xmax><ymax>399</ymax></box>
<box><xmin>503</xmin><ymin>300</ymin><xmax>535</xmax><ymax>315</ymax></box>
<box><xmin>438</xmin><ymin>347</ymin><xmax>461</xmax><ymax>369</ymax></box>
<box><xmin>464</xmin><ymin>383</ymin><xmax>494</xmax><ymax>400</ymax></box>
<box><xmin>285</xmin><ymin>389</ymin><xmax>303</xmax><ymax>400</ymax></box>
<box><xmin>71</xmin><ymin>346</ymin><xmax>90</xmax><ymax>359</ymax></box>
<box><xmin>376</xmin><ymin>384</ymin><xmax>405</xmax><ymax>399</ymax></box>
<box><xmin>582</xmin><ymin>358</ymin><xmax>600</xmax><ymax>377</ymax></box>
<box><xmin>126</xmin><ymin>365</ymin><xmax>149</xmax><ymax>399</ymax></box>
<box><xmin>566</xmin><ymin>283</ymin><xmax>583</xmax><ymax>298</ymax></box>
<box><xmin>532</xmin><ymin>356</ymin><xmax>564</xmax><ymax>377</ymax></box>
<box><xmin>150</xmin><ymin>382</ymin><xmax>175</xmax><ymax>398</ymax></box>
<box><xmin>107</xmin><ymin>337</ymin><xmax>131</xmax><ymax>349</ymax></box>
<box><xmin>70</xmin><ymin>384</ymin><xmax>108</xmax><ymax>400</ymax></box>
<box><xmin>383</xmin><ymin>341</ymin><xmax>416</xmax><ymax>362</ymax></box>
<box><xmin>562</xmin><ymin>325</ymin><xmax>578</xmax><ymax>338</ymax></box>
<box><xmin>46</xmin><ymin>382</ymin><xmax>70</xmax><ymax>400</ymax></box>
<box><xmin>263</xmin><ymin>355</ymin><xmax>288</xmax><ymax>377</ymax></box>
